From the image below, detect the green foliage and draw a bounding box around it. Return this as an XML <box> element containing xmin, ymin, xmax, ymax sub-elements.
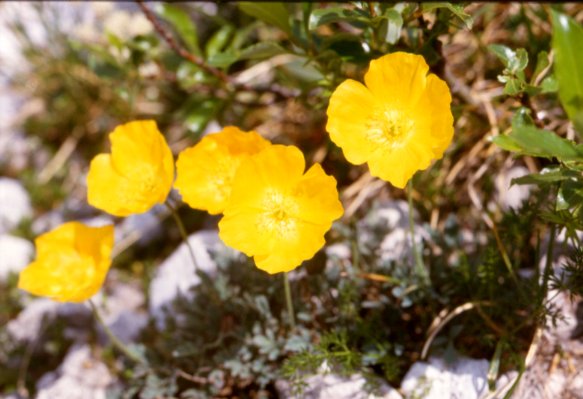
<box><xmin>551</xmin><ymin>10</ymin><xmax>583</xmax><ymax>135</ymax></box>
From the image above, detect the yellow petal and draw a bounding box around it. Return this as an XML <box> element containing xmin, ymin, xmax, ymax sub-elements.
<box><xmin>18</xmin><ymin>222</ymin><xmax>114</xmax><ymax>302</ymax></box>
<box><xmin>175</xmin><ymin>127</ymin><xmax>270</xmax><ymax>215</ymax></box>
<box><xmin>292</xmin><ymin>164</ymin><xmax>344</xmax><ymax>225</ymax></box>
<box><xmin>421</xmin><ymin>74</ymin><xmax>455</xmax><ymax>158</ymax></box>
<box><xmin>253</xmin><ymin>220</ymin><xmax>327</xmax><ymax>274</ymax></box>
<box><xmin>364</xmin><ymin>52</ymin><xmax>429</xmax><ymax>107</ymax></box>
<box><xmin>219</xmin><ymin>145</ymin><xmax>342</xmax><ymax>274</ymax></box>
<box><xmin>326</xmin><ymin>79</ymin><xmax>379</xmax><ymax>165</ymax></box>
<box><xmin>87</xmin><ymin>120</ymin><xmax>174</xmax><ymax>216</ymax></box>
<box><xmin>87</xmin><ymin>154</ymin><xmax>154</xmax><ymax>216</ymax></box>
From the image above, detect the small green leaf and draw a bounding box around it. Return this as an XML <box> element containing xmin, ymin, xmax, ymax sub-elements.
<box><xmin>541</xmin><ymin>75</ymin><xmax>559</xmax><ymax>93</ymax></box>
<box><xmin>155</xmin><ymin>4</ymin><xmax>201</xmax><ymax>56</ymax></box>
<box><xmin>557</xmin><ymin>179</ymin><xmax>583</xmax><ymax>211</ymax></box>
<box><xmin>238</xmin><ymin>42</ymin><xmax>287</xmax><ymax>60</ymax></box>
<box><xmin>487</xmin><ymin>340</ymin><xmax>504</xmax><ymax>391</ymax></box>
<box><xmin>381</xmin><ymin>9</ymin><xmax>403</xmax><ymax>45</ymax></box>
<box><xmin>489</xmin><ymin>45</ymin><xmax>528</xmax><ymax>73</ymax></box>
<box><xmin>512</xmin><ymin>167</ymin><xmax>580</xmax><ymax>186</ymax></box>
<box><xmin>308</xmin><ymin>7</ymin><xmax>369</xmax><ymax>30</ymax></box>
<box><xmin>422</xmin><ymin>2</ymin><xmax>473</xmax><ymax>29</ymax></box>
<box><xmin>239</xmin><ymin>2</ymin><xmax>291</xmax><ymax>35</ymax></box>
<box><xmin>531</xmin><ymin>51</ymin><xmax>550</xmax><ymax>84</ymax></box>
<box><xmin>207</xmin><ymin>52</ymin><xmax>239</xmax><ymax>69</ymax></box>
<box><xmin>205</xmin><ymin>25</ymin><xmax>235</xmax><ymax>58</ymax></box>
<box><xmin>494</xmin><ymin>124</ymin><xmax>583</xmax><ymax>161</ymax></box>
<box><xmin>551</xmin><ymin>10</ymin><xmax>583</xmax><ymax>134</ymax></box>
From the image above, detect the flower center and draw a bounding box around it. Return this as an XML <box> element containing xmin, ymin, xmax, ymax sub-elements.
<box><xmin>257</xmin><ymin>189</ymin><xmax>299</xmax><ymax>238</ymax></box>
<box><xmin>367</xmin><ymin>107</ymin><xmax>414</xmax><ymax>148</ymax></box>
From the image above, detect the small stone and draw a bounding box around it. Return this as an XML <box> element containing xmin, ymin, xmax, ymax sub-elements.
<box><xmin>276</xmin><ymin>362</ymin><xmax>402</xmax><ymax>399</ymax></box>
<box><xmin>36</xmin><ymin>344</ymin><xmax>113</xmax><ymax>399</ymax></box>
<box><xmin>0</xmin><ymin>178</ymin><xmax>32</xmax><ymax>234</ymax></box>
<box><xmin>494</xmin><ymin>165</ymin><xmax>531</xmax><ymax>211</ymax></box>
<box><xmin>400</xmin><ymin>355</ymin><xmax>489</xmax><ymax>399</ymax></box>
<box><xmin>0</xmin><ymin>235</ymin><xmax>33</xmax><ymax>281</ymax></box>
<box><xmin>149</xmin><ymin>230</ymin><xmax>227</xmax><ymax>328</ymax></box>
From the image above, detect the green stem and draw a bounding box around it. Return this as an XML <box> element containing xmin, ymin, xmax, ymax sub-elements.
<box><xmin>542</xmin><ymin>224</ymin><xmax>556</xmax><ymax>299</ymax></box>
<box><xmin>165</xmin><ymin>202</ymin><xmax>198</xmax><ymax>269</ymax></box>
<box><xmin>283</xmin><ymin>273</ymin><xmax>296</xmax><ymax>329</ymax></box>
<box><xmin>407</xmin><ymin>179</ymin><xmax>430</xmax><ymax>286</ymax></box>
<box><xmin>88</xmin><ymin>299</ymin><xmax>147</xmax><ymax>365</ymax></box>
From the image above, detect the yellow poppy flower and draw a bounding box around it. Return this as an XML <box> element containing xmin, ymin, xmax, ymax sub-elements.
<box><xmin>18</xmin><ymin>222</ymin><xmax>114</xmax><ymax>302</ymax></box>
<box><xmin>326</xmin><ymin>52</ymin><xmax>454</xmax><ymax>188</ymax></box>
<box><xmin>174</xmin><ymin>126</ymin><xmax>271</xmax><ymax>215</ymax></box>
<box><xmin>219</xmin><ymin>145</ymin><xmax>344</xmax><ymax>274</ymax></box>
<box><xmin>87</xmin><ymin>120</ymin><xmax>174</xmax><ymax>217</ymax></box>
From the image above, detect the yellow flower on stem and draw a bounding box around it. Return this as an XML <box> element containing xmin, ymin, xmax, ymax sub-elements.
<box><xmin>326</xmin><ymin>52</ymin><xmax>454</xmax><ymax>189</ymax></box>
<box><xmin>87</xmin><ymin>120</ymin><xmax>174</xmax><ymax>217</ymax></box>
<box><xmin>219</xmin><ymin>145</ymin><xmax>344</xmax><ymax>274</ymax></box>
<box><xmin>174</xmin><ymin>126</ymin><xmax>271</xmax><ymax>215</ymax></box>
<box><xmin>18</xmin><ymin>222</ymin><xmax>114</xmax><ymax>302</ymax></box>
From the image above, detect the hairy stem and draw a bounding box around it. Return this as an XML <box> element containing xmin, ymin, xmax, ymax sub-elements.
<box><xmin>284</xmin><ymin>273</ymin><xmax>296</xmax><ymax>329</ymax></box>
<box><xmin>89</xmin><ymin>299</ymin><xmax>147</xmax><ymax>365</ymax></box>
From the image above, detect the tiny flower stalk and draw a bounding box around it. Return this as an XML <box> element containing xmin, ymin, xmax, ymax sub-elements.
<box><xmin>89</xmin><ymin>299</ymin><xmax>148</xmax><ymax>366</ymax></box>
<box><xmin>165</xmin><ymin>200</ymin><xmax>198</xmax><ymax>269</ymax></box>
<box><xmin>283</xmin><ymin>273</ymin><xmax>296</xmax><ymax>329</ymax></box>
<box><xmin>407</xmin><ymin>179</ymin><xmax>430</xmax><ymax>287</ymax></box>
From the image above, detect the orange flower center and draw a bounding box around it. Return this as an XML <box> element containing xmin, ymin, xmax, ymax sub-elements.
<box><xmin>367</xmin><ymin>107</ymin><xmax>414</xmax><ymax>148</ymax></box>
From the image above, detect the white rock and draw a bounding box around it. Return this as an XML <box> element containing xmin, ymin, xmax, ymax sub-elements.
<box><xmin>149</xmin><ymin>230</ymin><xmax>227</xmax><ymax>328</ymax></box>
<box><xmin>116</xmin><ymin>206</ymin><xmax>164</xmax><ymax>247</ymax></box>
<box><xmin>92</xmin><ymin>284</ymin><xmax>147</xmax><ymax>344</ymax></box>
<box><xmin>0</xmin><ymin>178</ymin><xmax>32</xmax><ymax>234</ymax></box>
<box><xmin>277</xmin><ymin>362</ymin><xmax>402</xmax><ymax>399</ymax></box>
<box><xmin>494</xmin><ymin>166</ymin><xmax>531</xmax><ymax>211</ymax></box>
<box><xmin>400</xmin><ymin>356</ymin><xmax>489</xmax><ymax>399</ymax></box>
<box><xmin>359</xmin><ymin>200</ymin><xmax>426</xmax><ymax>263</ymax></box>
<box><xmin>0</xmin><ymin>234</ymin><xmax>33</xmax><ymax>280</ymax></box>
<box><xmin>36</xmin><ymin>344</ymin><xmax>112</xmax><ymax>399</ymax></box>
<box><xmin>7</xmin><ymin>299</ymin><xmax>88</xmax><ymax>342</ymax></box>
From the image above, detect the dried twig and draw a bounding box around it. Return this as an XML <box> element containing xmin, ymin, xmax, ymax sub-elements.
<box><xmin>136</xmin><ymin>1</ymin><xmax>297</xmax><ymax>101</ymax></box>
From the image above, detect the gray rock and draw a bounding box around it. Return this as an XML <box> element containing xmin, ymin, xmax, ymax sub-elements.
<box><xmin>92</xmin><ymin>283</ymin><xmax>147</xmax><ymax>345</ymax></box>
<box><xmin>0</xmin><ymin>178</ymin><xmax>32</xmax><ymax>234</ymax></box>
<box><xmin>276</xmin><ymin>362</ymin><xmax>402</xmax><ymax>399</ymax></box>
<box><xmin>36</xmin><ymin>344</ymin><xmax>113</xmax><ymax>399</ymax></box>
<box><xmin>400</xmin><ymin>355</ymin><xmax>489</xmax><ymax>399</ymax></box>
<box><xmin>358</xmin><ymin>200</ymin><xmax>426</xmax><ymax>264</ymax></box>
<box><xmin>493</xmin><ymin>165</ymin><xmax>532</xmax><ymax>211</ymax></box>
<box><xmin>149</xmin><ymin>230</ymin><xmax>227</xmax><ymax>328</ymax></box>
<box><xmin>116</xmin><ymin>206</ymin><xmax>164</xmax><ymax>247</ymax></box>
<box><xmin>0</xmin><ymin>234</ymin><xmax>33</xmax><ymax>281</ymax></box>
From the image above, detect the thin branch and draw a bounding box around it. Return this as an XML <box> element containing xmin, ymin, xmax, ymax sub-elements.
<box><xmin>136</xmin><ymin>1</ymin><xmax>297</xmax><ymax>101</ymax></box>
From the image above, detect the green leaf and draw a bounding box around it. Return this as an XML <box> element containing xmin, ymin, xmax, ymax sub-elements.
<box><xmin>238</xmin><ymin>42</ymin><xmax>287</xmax><ymax>60</ymax></box>
<box><xmin>541</xmin><ymin>75</ymin><xmax>559</xmax><ymax>93</ymax></box>
<box><xmin>551</xmin><ymin>10</ymin><xmax>583</xmax><ymax>134</ymax></box>
<box><xmin>207</xmin><ymin>52</ymin><xmax>239</xmax><ymax>69</ymax></box>
<box><xmin>155</xmin><ymin>4</ymin><xmax>201</xmax><ymax>56</ymax></box>
<box><xmin>557</xmin><ymin>179</ymin><xmax>583</xmax><ymax>211</ymax></box>
<box><xmin>531</xmin><ymin>51</ymin><xmax>550</xmax><ymax>84</ymax></box>
<box><xmin>493</xmin><ymin>124</ymin><xmax>583</xmax><ymax>161</ymax></box>
<box><xmin>205</xmin><ymin>25</ymin><xmax>235</xmax><ymax>58</ymax></box>
<box><xmin>308</xmin><ymin>7</ymin><xmax>369</xmax><ymax>30</ymax></box>
<box><xmin>489</xmin><ymin>45</ymin><xmax>528</xmax><ymax>73</ymax></box>
<box><xmin>422</xmin><ymin>3</ymin><xmax>473</xmax><ymax>29</ymax></box>
<box><xmin>239</xmin><ymin>2</ymin><xmax>291</xmax><ymax>35</ymax></box>
<box><xmin>381</xmin><ymin>9</ymin><xmax>403</xmax><ymax>45</ymax></box>
<box><xmin>512</xmin><ymin>167</ymin><xmax>580</xmax><ymax>186</ymax></box>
